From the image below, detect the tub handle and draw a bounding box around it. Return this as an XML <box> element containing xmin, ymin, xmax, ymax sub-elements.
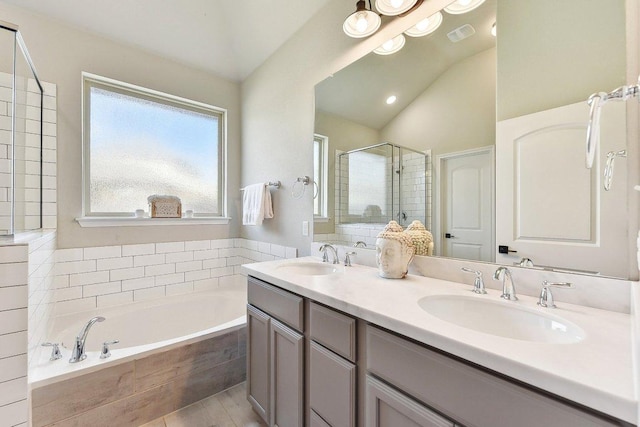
<box><xmin>100</xmin><ymin>340</ymin><xmax>119</xmax><ymax>359</ymax></box>
<box><xmin>41</xmin><ymin>342</ymin><xmax>62</xmax><ymax>361</ymax></box>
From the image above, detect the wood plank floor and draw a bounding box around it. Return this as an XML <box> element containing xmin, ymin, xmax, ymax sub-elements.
<box><xmin>140</xmin><ymin>382</ymin><xmax>266</xmax><ymax>427</ymax></box>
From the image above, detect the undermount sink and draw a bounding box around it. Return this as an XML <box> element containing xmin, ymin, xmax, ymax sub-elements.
<box><xmin>418</xmin><ymin>295</ymin><xmax>585</xmax><ymax>344</ymax></box>
<box><xmin>276</xmin><ymin>261</ymin><xmax>342</xmax><ymax>276</ymax></box>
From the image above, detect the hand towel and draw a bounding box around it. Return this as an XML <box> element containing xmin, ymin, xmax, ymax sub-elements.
<box><xmin>242</xmin><ymin>183</ymin><xmax>274</xmax><ymax>225</ymax></box>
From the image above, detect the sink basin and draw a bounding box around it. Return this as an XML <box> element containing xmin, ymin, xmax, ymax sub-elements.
<box><xmin>418</xmin><ymin>295</ymin><xmax>584</xmax><ymax>344</ymax></box>
<box><xmin>276</xmin><ymin>262</ymin><xmax>342</xmax><ymax>276</ymax></box>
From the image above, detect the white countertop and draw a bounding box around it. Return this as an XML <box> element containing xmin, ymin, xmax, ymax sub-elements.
<box><xmin>243</xmin><ymin>256</ymin><xmax>637</xmax><ymax>424</ymax></box>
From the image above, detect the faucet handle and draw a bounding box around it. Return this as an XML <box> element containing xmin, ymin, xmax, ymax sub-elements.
<box><xmin>537</xmin><ymin>281</ymin><xmax>573</xmax><ymax>308</ymax></box>
<box><xmin>461</xmin><ymin>268</ymin><xmax>486</xmax><ymax>294</ymax></box>
<box><xmin>100</xmin><ymin>340</ymin><xmax>119</xmax><ymax>359</ymax></box>
<box><xmin>344</xmin><ymin>251</ymin><xmax>356</xmax><ymax>266</ymax></box>
<box><xmin>41</xmin><ymin>342</ymin><xmax>62</xmax><ymax>361</ymax></box>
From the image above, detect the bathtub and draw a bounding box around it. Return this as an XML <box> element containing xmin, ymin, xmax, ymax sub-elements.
<box><xmin>30</xmin><ymin>286</ymin><xmax>248</xmax><ymax>427</ymax></box>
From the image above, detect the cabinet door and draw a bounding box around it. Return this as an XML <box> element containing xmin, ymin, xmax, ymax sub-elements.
<box><xmin>247</xmin><ymin>305</ymin><xmax>270</xmax><ymax>424</ymax></box>
<box><xmin>366</xmin><ymin>376</ymin><xmax>454</xmax><ymax>427</ymax></box>
<box><xmin>270</xmin><ymin>318</ymin><xmax>304</xmax><ymax>427</ymax></box>
<box><xmin>309</xmin><ymin>341</ymin><xmax>356</xmax><ymax>427</ymax></box>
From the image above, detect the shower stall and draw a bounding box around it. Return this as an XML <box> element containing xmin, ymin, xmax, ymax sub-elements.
<box><xmin>0</xmin><ymin>21</ymin><xmax>44</xmax><ymax>235</ymax></box>
<box><xmin>336</xmin><ymin>142</ymin><xmax>430</xmax><ymax>230</ymax></box>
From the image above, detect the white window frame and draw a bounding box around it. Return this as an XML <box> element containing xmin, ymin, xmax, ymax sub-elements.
<box><xmin>314</xmin><ymin>133</ymin><xmax>329</xmax><ymax>221</ymax></box>
<box><xmin>80</xmin><ymin>72</ymin><xmax>227</xmax><ymax>222</ymax></box>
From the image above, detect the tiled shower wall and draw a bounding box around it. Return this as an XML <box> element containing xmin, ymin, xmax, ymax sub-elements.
<box><xmin>0</xmin><ymin>73</ymin><xmax>57</xmax><ymax>235</ymax></box>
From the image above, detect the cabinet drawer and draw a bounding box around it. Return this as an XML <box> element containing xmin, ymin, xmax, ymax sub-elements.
<box><xmin>309</xmin><ymin>302</ymin><xmax>356</xmax><ymax>362</ymax></box>
<box><xmin>309</xmin><ymin>341</ymin><xmax>356</xmax><ymax>427</ymax></box>
<box><xmin>366</xmin><ymin>325</ymin><xmax>619</xmax><ymax>427</ymax></box>
<box><xmin>248</xmin><ymin>276</ymin><xmax>303</xmax><ymax>331</ymax></box>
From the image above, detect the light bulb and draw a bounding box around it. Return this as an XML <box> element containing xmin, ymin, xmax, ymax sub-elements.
<box><xmin>382</xmin><ymin>39</ymin><xmax>394</xmax><ymax>51</ymax></box>
<box><xmin>356</xmin><ymin>13</ymin><xmax>368</xmax><ymax>33</ymax></box>
<box><xmin>458</xmin><ymin>0</ymin><xmax>472</xmax><ymax>5</ymax></box>
<box><xmin>390</xmin><ymin>0</ymin><xmax>404</xmax><ymax>8</ymax></box>
<box><xmin>416</xmin><ymin>18</ymin><xmax>429</xmax><ymax>31</ymax></box>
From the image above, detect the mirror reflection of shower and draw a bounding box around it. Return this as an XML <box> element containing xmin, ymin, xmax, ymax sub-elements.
<box><xmin>0</xmin><ymin>21</ymin><xmax>44</xmax><ymax>236</ymax></box>
<box><xmin>336</xmin><ymin>142</ymin><xmax>430</xmax><ymax>241</ymax></box>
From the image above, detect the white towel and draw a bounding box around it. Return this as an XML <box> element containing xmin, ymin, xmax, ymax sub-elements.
<box><xmin>242</xmin><ymin>183</ymin><xmax>274</xmax><ymax>226</ymax></box>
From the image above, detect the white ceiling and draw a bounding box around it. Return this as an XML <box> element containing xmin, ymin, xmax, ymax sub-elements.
<box><xmin>1</xmin><ymin>0</ymin><xmax>332</xmax><ymax>81</ymax></box>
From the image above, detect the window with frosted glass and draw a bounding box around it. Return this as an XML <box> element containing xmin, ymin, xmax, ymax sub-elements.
<box><xmin>83</xmin><ymin>75</ymin><xmax>225</xmax><ymax>216</ymax></box>
<box><xmin>313</xmin><ymin>134</ymin><xmax>328</xmax><ymax>217</ymax></box>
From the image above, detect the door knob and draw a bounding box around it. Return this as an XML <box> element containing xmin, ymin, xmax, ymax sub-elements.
<box><xmin>498</xmin><ymin>245</ymin><xmax>517</xmax><ymax>254</ymax></box>
<box><xmin>445</xmin><ymin>233</ymin><xmax>455</xmax><ymax>239</ymax></box>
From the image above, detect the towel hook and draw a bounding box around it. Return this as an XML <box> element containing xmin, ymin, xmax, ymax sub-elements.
<box><xmin>291</xmin><ymin>176</ymin><xmax>319</xmax><ymax>199</ymax></box>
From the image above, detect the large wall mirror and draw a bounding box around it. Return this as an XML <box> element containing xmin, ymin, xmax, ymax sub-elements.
<box><xmin>313</xmin><ymin>0</ymin><xmax>633</xmax><ymax>279</ymax></box>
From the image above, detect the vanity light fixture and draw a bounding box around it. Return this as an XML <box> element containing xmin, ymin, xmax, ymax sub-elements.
<box><xmin>374</xmin><ymin>34</ymin><xmax>406</xmax><ymax>55</ymax></box>
<box><xmin>343</xmin><ymin>0</ymin><xmax>382</xmax><ymax>38</ymax></box>
<box><xmin>386</xmin><ymin>95</ymin><xmax>397</xmax><ymax>104</ymax></box>
<box><xmin>404</xmin><ymin>11</ymin><xmax>443</xmax><ymax>37</ymax></box>
<box><xmin>443</xmin><ymin>0</ymin><xmax>486</xmax><ymax>15</ymax></box>
<box><xmin>375</xmin><ymin>0</ymin><xmax>419</xmax><ymax>16</ymax></box>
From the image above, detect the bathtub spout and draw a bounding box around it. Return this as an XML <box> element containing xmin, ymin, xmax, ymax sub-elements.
<box><xmin>69</xmin><ymin>316</ymin><xmax>105</xmax><ymax>363</ymax></box>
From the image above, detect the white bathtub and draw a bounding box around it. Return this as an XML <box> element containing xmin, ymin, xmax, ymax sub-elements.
<box><xmin>31</xmin><ymin>286</ymin><xmax>247</xmax><ymax>387</ymax></box>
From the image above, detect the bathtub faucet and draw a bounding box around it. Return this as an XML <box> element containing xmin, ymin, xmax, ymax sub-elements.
<box><xmin>69</xmin><ymin>316</ymin><xmax>105</xmax><ymax>363</ymax></box>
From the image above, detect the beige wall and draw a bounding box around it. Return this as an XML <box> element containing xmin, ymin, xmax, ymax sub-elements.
<box><xmin>380</xmin><ymin>48</ymin><xmax>496</xmax><ymax>158</ymax></box>
<box><xmin>240</xmin><ymin>0</ymin><xmax>452</xmax><ymax>255</ymax></box>
<box><xmin>314</xmin><ymin>111</ymin><xmax>379</xmax><ymax>235</ymax></box>
<box><xmin>497</xmin><ymin>0</ymin><xmax>626</xmax><ymax>121</ymax></box>
<box><xmin>0</xmin><ymin>3</ymin><xmax>242</xmax><ymax>248</ymax></box>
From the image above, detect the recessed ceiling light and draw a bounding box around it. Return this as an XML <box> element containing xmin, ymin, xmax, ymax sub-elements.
<box><xmin>404</xmin><ymin>11</ymin><xmax>443</xmax><ymax>37</ymax></box>
<box><xmin>374</xmin><ymin>34</ymin><xmax>406</xmax><ymax>55</ymax></box>
<box><xmin>386</xmin><ymin>95</ymin><xmax>397</xmax><ymax>104</ymax></box>
<box><xmin>443</xmin><ymin>0</ymin><xmax>486</xmax><ymax>15</ymax></box>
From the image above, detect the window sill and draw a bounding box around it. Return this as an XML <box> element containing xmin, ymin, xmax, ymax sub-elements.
<box><xmin>75</xmin><ymin>217</ymin><xmax>231</xmax><ymax>228</ymax></box>
<box><xmin>314</xmin><ymin>216</ymin><xmax>331</xmax><ymax>223</ymax></box>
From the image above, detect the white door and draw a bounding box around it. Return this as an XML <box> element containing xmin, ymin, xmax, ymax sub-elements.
<box><xmin>440</xmin><ymin>148</ymin><xmax>494</xmax><ymax>262</ymax></box>
<box><xmin>495</xmin><ymin>101</ymin><xmax>628</xmax><ymax>276</ymax></box>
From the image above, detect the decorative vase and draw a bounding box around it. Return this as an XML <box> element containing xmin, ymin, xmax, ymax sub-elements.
<box><xmin>405</xmin><ymin>220</ymin><xmax>434</xmax><ymax>256</ymax></box>
<box><xmin>375</xmin><ymin>221</ymin><xmax>415</xmax><ymax>279</ymax></box>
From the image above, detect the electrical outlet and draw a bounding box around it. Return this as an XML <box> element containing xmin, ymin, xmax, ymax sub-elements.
<box><xmin>302</xmin><ymin>221</ymin><xmax>309</xmax><ymax>236</ymax></box>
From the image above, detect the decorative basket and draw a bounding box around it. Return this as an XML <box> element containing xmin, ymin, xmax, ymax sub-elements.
<box><xmin>148</xmin><ymin>195</ymin><xmax>182</xmax><ymax>218</ymax></box>
<box><xmin>405</xmin><ymin>220</ymin><xmax>434</xmax><ymax>256</ymax></box>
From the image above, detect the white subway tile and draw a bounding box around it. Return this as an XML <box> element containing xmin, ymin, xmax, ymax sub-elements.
<box><xmin>210</xmin><ymin>239</ymin><xmax>234</xmax><ymax>249</ymax></box>
<box><xmin>54</xmin><ymin>297</ymin><xmax>96</xmax><ymax>315</ymax></box>
<box><xmin>0</xmin><ymin>354</ymin><xmax>27</xmax><ymax>383</ymax></box>
<box><xmin>0</xmin><ymin>286</ymin><xmax>27</xmax><ymax>311</ymax></box>
<box><xmin>134</xmin><ymin>286</ymin><xmax>165</xmax><ymax>302</ymax></box>
<box><xmin>185</xmin><ymin>269</ymin><xmax>210</xmax><ymax>282</ymax></box>
<box><xmin>270</xmin><ymin>244</ymin><xmax>285</xmax><ymax>258</ymax></box>
<box><xmin>155</xmin><ymin>241</ymin><xmax>184</xmax><ymax>253</ymax></box>
<box><xmin>0</xmin><ymin>331</ymin><xmax>27</xmax><ymax>359</ymax></box>
<box><xmin>226</xmin><ymin>257</ymin><xmax>244</xmax><ymax>267</ymax></box>
<box><xmin>0</xmin><ymin>246</ymin><xmax>27</xmax><ymax>264</ymax></box>
<box><xmin>96</xmin><ymin>256</ymin><xmax>133</xmax><ymax>271</ymax></box>
<box><xmin>53</xmin><ymin>260</ymin><xmax>96</xmax><ymax>275</ymax></box>
<box><xmin>109</xmin><ymin>267</ymin><xmax>144</xmax><ymax>281</ymax></box>
<box><xmin>0</xmin><ymin>398</ymin><xmax>27</xmax><ymax>426</ymax></box>
<box><xmin>210</xmin><ymin>266</ymin><xmax>234</xmax><ymax>278</ymax></box>
<box><xmin>175</xmin><ymin>260</ymin><xmax>202</xmax><ymax>273</ymax></box>
<box><xmin>97</xmin><ymin>291</ymin><xmax>133</xmax><ymax>308</ymax></box>
<box><xmin>0</xmin><ymin>309</ymin><xmax>27</xmax><ymax>335</ymax></box>
<box><xmin>193</xmin><ymin>277</ymin><xmax>219</xmax><ymax>292</ymax></box>
<box><xmin>122</xmin><ymin>277</ymin><xmax>155</xmax><ymax>292</ymax></box>
<box><xmin>0</xmin><ymin>263</ymin><xmax>27</xmax><ymax>287</ymax></box>
<box><xmin>193</xmin><ymin>249</ymin><xmax>219</xmax><ymax>260</ymax></box>
<box><xmin>0</xmin><ymin>376</ymin><xmax>27</xmax><ymax>407</ymax></box>
<box><xmin>121</xmin><ymin>243</ymin><xmax>155</xmax><ymax>257</ymax></box>
<box><xmin>144</xmin><ymin>263</ymin><xmax>175</xmax><ymax>277</ymax></box>
<box><xmin>69</xmin><ymin>271</ymin><xmax>110</xmax><ymax>287</ymax></box>
<box><xmin>203</xmin><ymin>258</ymin><xmax>226</xmax><ymax>269</ymax></box>
<box><xmin>155</xmin><ymin>272</ymin><xmax>184</xmax><ymax>286</ymax></box>
<box><xmin>166</xmin><ymin>282</ymin><xmax>193</xmax><ymax>296</ymax></box>
<box><xmin>165</xmin><ymin>251</ymin><xmax>193</xmax><ymax>263</ymax></box>
<box><xmin>133</xmin><ymin>253</ymin><xmax>165</xmax><ymax>267</ymax></box>
<box><xmin>285</xmin><ymin>247</ymin><xmax>298</xmax><ymax>259</ymax></box>
<box><xmin>185</xmin><ymin>240</ymin><xmax>210</xmax><ymax>251</ymax></box>
<box><xmin>83</xmin><ymin>246</ymin><xmax>121</xmax><ymax>260</ymax></box>
<box><xmin>51</xmin><ymin>287</ymin><xmax>82</xmax><ymax>302</ymax></box>
<box><xmin>52</xmin><ymin>275</ymin><xmax>69</xmax><ymax>289</ymax></box>
<box><xmin>82</xmin><ymin>281</ymin><xmax>122</xmax><ymax>298</ymax></box>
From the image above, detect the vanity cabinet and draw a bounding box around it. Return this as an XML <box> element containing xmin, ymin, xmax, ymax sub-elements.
<box><xmin>247</xmin><ymin>277</ymin><xmax>304</xmax><ymax>427</ymax></box>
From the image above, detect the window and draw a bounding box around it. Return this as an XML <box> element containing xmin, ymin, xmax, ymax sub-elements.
<box><xmin>82</xmin><ymin>73</ymin><xmax>225</xmax><ymax>217</ymax></box>
<box><xmin>313</xmin><ymin>134</ymin><xmax>328</xmax><ymax>218</ymax></box>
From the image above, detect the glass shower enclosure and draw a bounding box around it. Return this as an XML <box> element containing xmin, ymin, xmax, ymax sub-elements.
<box><xmin>0</xmin><ymin>21</ymin><xmax>44</xmax><ymax>235</ymax></box>
<box><xmin>337</xmin><ymin>142</ymin><xmax>430</xmax><ymax>229</ymax></box>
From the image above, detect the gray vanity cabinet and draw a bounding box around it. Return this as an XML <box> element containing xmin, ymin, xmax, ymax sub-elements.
<box><xmin>247</xmin><ymin>277</ymin><xmax>304</xmax><ymax>427</ymax></box>
<box><xmin>308</xmin><ymin>301</ymin><xmax>357</xmax><ymax>427</ymax></box>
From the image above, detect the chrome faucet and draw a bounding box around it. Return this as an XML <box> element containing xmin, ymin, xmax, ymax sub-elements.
<box><xmin>69</xmin><ymin>316</ymin><xmax>105</xmax><ymax>363</ymax></box>
<box><xmin>493</xmin><ymin>267</ymin><xmax>518</xmax><ymax>301</ymax></box>
<box><xmin>537</xmin><ymin>281</ymin><xmax>573</xmax><ymax>308</ymax></box>
<box><xmin>319</xmin><ymin>244</ymin><xmax>339</xmax><ymax>264</ymax></box>
<box><xmin>354</xmin><ymin>241</ymin><xmax>367</xmax><ymax>248</ymax></box>
<box><xmin>518</xmin><ymin>257</ymin><xmax>534</xmax><ymax>267</ymax></box>
<box><xmin>461</xmin><ymin>267</ymin><xmax>486</xmax><ymax>294</ymax></box>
